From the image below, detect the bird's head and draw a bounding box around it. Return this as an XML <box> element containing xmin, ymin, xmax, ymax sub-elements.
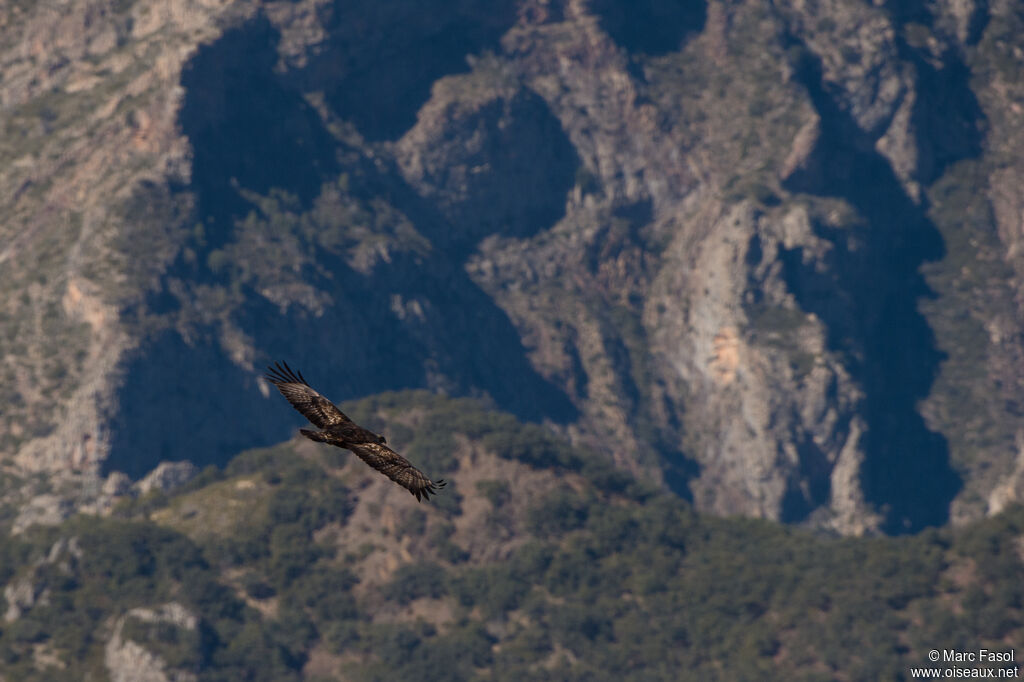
<box><xmin>377</xmin><ymin>434</ymin><xmax>387</xmax><ymax>445</ymax></box>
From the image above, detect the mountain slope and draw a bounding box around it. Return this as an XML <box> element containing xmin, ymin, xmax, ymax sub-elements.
<box><xmin>2</xmin><ymin>0</ymin><xmax>1024</xmax><ymax>534</ymax></box>
<box><xmin>1</xmin><ymin>393</ymin><xmax>1022</xmax><ymax>680</ymax></box>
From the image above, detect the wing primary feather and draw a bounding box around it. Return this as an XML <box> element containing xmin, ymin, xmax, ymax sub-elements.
<box><xmin>265</xmin><ymin>362</ymin><xmax>352</xmax><ymax>429</ymax></box>
<box><xmin>271</xmin><ymin>361</ymin><xmax>305</xmax><ymax>386</ymax></box>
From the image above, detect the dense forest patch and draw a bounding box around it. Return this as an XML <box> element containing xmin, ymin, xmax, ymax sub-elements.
<box><xmin>2</xmin><ymin>393</ymin><xmax>1022</xmax><ymax>680</ymax></box>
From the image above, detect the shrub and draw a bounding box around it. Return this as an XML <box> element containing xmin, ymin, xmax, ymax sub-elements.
<box><xmin>382</xmin><ymin>562</ymin><xmax>449</xmax><ymax>604</ymax></box>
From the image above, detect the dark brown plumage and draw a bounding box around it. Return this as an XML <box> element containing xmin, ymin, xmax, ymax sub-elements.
<box><xmin>264</xmin><ymin>362</ymin><xmax>446</xmax><ymax>502</ymax></box>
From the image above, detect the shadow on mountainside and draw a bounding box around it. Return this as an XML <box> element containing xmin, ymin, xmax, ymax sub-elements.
<box><xmin>591</xmin><ymin>0</ymin><xmax>707</xmax><ymax>56</ymax></box>
<box><xmin>307</xmin><ymin>0</ymin><xmax>518</xmax><ymax>142</ymax></box>
<box><xmin>105</xmin><ymin>246</ymin><xmax>580</xmax><ymax>477</ymax></box>
<box><xmin>781</xmin><ymin>38</ymin><xmax>966</xmax><ymax>533</ymax></box>
<box><xmin>900</xmin><ymin>46</ymin><xmax>985</xmax><ymax>186</ymax></box>
<box><xmin>178</xmin><ymin>15</ymin><xmax>340</xmax><ymax>245</ymax></box>
<box><xmin>883</xmin><ymin>0</ymin><xmax>990</xmax><ymax>47</ymax></box>
<box><xmin>105</xmin><ymin>11</ymin><xmax>580</xmax><ymax>478</ymax></box>
<box><xmin>394</xmin><ymin>88</ymin><xmax>581</xmax><ymax>258</ymax></box>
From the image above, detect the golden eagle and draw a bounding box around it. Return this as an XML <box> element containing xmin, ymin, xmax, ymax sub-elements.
<box><xmin>265</xmin><ymin>362</ymin><xmax>446</xmax><ymax>502</ymax></box>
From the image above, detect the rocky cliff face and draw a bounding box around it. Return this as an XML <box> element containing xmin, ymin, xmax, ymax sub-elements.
<box><xmin>2</xmin><ymin>0</ymin><xmax>1023</xmax><ymax>535</ymax></box>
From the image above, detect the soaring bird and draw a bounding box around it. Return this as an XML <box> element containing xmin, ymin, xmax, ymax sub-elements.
<box><xmin>264</xmin><ymin>362</ymin><xmax>446</xmax><ymax>502</ymax></box>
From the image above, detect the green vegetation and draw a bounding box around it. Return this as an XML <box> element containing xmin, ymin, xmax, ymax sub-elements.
<box><xmin>340</xmin><ymin>391</ymin><xmax>643</xmax><ymax>499</ymax></box>
<box><xmin>639</xmin><ymin>0</ymin><xmax>806</xmax><ymax>198</ymax></box>
<box><xmin>971</xmin><ymin>9</ymin><xmax>1024</xmax><ymax>92</ymax></box>
<box><xmin>0</xmin><ymin>393</ymin><xmax>1021</xmax><ymax>679</ymax></box>
<box><xmin>920</xmin><ymin>159</ymin><xmax>1020</xmax><ymax>491</ymax></box>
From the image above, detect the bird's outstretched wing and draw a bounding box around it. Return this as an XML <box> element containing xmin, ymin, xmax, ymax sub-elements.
<box><xmin>346</xmin><ymin>442</ymin><xmax>447</xmax><ymax>502</ymax></box>
<box><xmin>264</xmin><ymin>361</ymin><xmax>352</xmax><ymax>429</ymax></box>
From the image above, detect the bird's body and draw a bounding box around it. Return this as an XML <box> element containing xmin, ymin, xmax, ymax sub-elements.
<box><xmin>304</xmin><ymin>420</ymin><xmax>382</xmax><ymax>445</ymax></box>
<box><xmin>264</xmin><ymin>362</ymin><xmax>446</xmax><ymax>502</ymax></box>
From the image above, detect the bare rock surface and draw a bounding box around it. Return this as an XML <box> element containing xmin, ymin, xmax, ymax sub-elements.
<box><xmin>1</xmin><ymin>0</ymin><xmax>1023</xmax><ymax>535</ymax></box>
